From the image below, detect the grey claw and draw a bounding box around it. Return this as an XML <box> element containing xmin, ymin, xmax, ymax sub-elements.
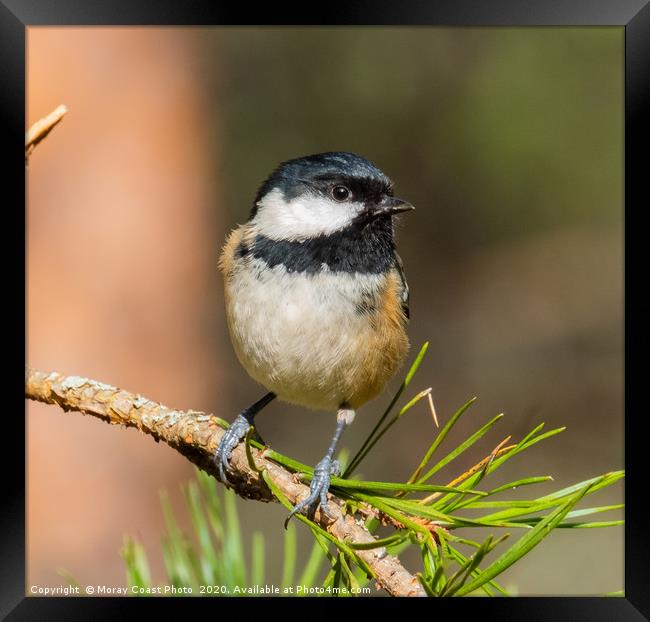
<box><xmin>285</xmin><ymin>455</ymin><xmax>338</xmax><ymax>527</ymax></box>
<box><xmin>214</xmin><ymin>414</ymin><xmax>252</xmax><ymax>484</ymax></box>
<box><xmin>319</xmin><ymin>486</ymin><xmax>332</xmax><ymax>518</ymax></box>
<box><xmin>218</xmin><ymin>454</ymin><xmax>230</xmax><ymax>485</ymax></box>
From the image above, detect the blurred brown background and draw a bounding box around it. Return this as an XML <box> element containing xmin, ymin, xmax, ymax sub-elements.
<box><xmin>27</xmin><ymin>27</ymin><xmax>623</xmax><ymax>595</ymax></box>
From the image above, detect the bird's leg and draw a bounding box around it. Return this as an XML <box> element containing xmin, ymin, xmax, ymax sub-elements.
<box><xmin>286</xmin><ymin>407</ymin><xmax>355</xmax><ymax>525</ymax></box>
<box><xmin>215</xmin><ymin>392</ymin><xmax>276</xmax><ymax>484</ymax></box>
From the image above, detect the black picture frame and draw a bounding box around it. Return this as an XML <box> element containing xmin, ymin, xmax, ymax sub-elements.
<box><xmin>5</xmin><ymin>1</ymin><xmax>648</xmax><ymax>619</ymax></box>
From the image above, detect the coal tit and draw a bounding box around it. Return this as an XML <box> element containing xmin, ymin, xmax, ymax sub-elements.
<box><xmin>215</xmin><ymin>152</ymin><xmax>414</xmax><ymax>520</ymax></box>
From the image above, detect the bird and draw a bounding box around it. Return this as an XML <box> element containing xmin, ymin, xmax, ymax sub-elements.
<box><xmin>215</xmin><ymin>151</ymin><xmax>413</xmax><ymax>522</ymax></box>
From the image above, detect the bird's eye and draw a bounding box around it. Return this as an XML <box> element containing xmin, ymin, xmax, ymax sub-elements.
<box><xmin>331</xmin><ymin>185</ymin><xmax>351</xmax><ymax>202</ymax></box>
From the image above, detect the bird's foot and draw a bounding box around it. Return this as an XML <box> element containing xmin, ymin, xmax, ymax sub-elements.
<box><xmin>285</xmin><ymin>456</ymin><xmax>341</xmax><ymax>527</ymax></box>
<box><xmin>214</xmin><ymin>414</ymin><xmax>253</xmax><ymax>485</ymax></box>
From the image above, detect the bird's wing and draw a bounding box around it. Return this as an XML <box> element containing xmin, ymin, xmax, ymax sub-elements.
<box><xmin>394</xmin><ymin>252</ymin><xmax>410</xmax><ymax>320</ymax></box>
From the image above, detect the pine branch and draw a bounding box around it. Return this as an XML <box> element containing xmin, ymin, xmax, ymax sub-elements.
<box><xmin>25</xmin><ymin>368</ymin><xmax>426</xmax><ymax>597</ymax></box>
<box><xmin>25</xmin><ymin>104</ymin><xmax>68</xmax><ymax>161</ymax></box>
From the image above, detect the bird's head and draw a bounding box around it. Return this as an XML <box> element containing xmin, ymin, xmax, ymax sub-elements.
<box><xmin>249</xmin><ymin>152</ymin><xmax>414</xmax><ymax>241</ymax></box>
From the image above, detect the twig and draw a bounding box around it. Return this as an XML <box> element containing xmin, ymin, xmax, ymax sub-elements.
<box><xmin>25</xmin><ymin>368</ymin><xmax>426</xmax><ymax>597</ymax></box>
<box><xmin>25</xmin><ymin>105</ymin><xmax>68</xmax><ymax>161</ymax></box>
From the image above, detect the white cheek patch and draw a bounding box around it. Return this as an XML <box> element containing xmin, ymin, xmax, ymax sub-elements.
<box><xmin>254</xmin><ymin>187</ymin><xmax>363</xmax><ymax>241</ymax></box>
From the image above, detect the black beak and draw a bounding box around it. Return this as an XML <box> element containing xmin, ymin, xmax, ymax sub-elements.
<box><xmin>371</xmin><ymin>196</ymin><xmax>415</xmax><ymax>218</ymax></box>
